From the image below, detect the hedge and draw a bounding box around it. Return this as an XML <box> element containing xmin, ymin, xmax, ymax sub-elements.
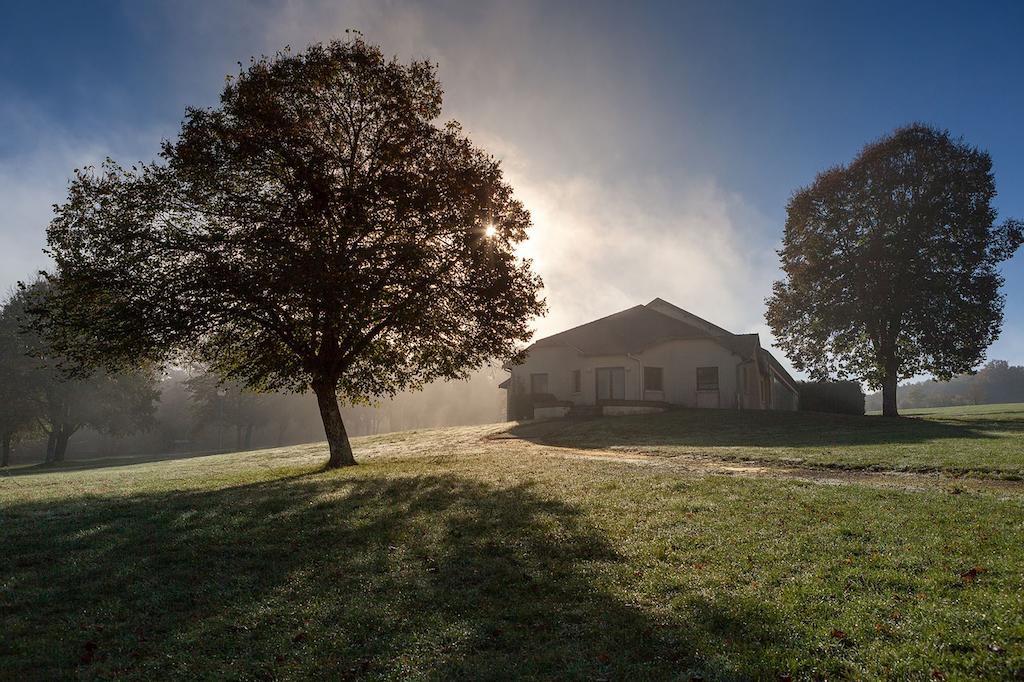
<box><xmin>798</xmin><ymin>381</ymin><xmax>865</xmax><ymax>415</ymax></box>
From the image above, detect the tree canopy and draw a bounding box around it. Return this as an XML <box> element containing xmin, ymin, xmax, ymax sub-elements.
<box><xmin>766</xmin><ymin>124</ymin><xmax>1022</xmax><ymax>416</ymax></box>
<box><xmin>39</xmin><ymin>37</ymin><xmax>545</xmax><ymax>466</ymax></box>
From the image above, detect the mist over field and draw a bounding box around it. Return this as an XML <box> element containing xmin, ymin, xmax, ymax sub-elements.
<box><xmin>3</xmin><ymin>366</ymin><xmax>508</xmax><ymax>467</ymax></box>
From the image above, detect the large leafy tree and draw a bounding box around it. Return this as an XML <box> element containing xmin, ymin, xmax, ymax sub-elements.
<box><xmin>39</xmin><ymin>37</ymin><xmax>544</xmax><ymax>467</ymax></box>
<box><xmin>767</xmin><ymin>124</ymin><xmax>1022</xmax><ymax>416</ymax></box>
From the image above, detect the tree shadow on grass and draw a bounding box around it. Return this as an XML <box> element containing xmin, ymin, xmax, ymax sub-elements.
<box><xmin>507</xmin><ymin>408</ymin><xmax>1008</xmax><ymax>452</ymax></box>
<box><xmin>0</xmin><ymin>443</ymin><xmax>321</xmax><ymax>478</ymax></box>
<box><xmin>0</xmin><ymin>450</ymin><xmax>225</xmax><ymax>477</ymax></box>
<box><xmin>1</xmin><ymin>471</ymin><xmax>788</xmax><ymax>680</ymax></box>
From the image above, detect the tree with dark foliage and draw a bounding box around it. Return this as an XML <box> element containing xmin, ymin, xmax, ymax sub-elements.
<box><xmin>35</xmin><ymin>366</ymin><xmax>158</xmax><ymax>464</ymax></box>
<box><xmin>5</xmin><ymin>283</ymin><xmax>158</xmax><ymax>464</ymax></box>
<box><xmin>767</xmin><ymin>124</ymin><xmax>1022</xmax><ymax>416</ymax></box>
<box><xmin>39</xmin><ymin>37</ymin><xmax>545</xmax><ymax>467</ymax></box>
<box><xmin>0</xmin><ymin>290</ymin><xmax>42</xmax><ymax>466</ymax></box>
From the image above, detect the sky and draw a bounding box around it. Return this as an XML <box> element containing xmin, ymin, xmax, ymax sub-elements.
<box><xmin>2</xmin><ymin>0</ymin><xmax>1023</xmax><ymax>380</ymax></box>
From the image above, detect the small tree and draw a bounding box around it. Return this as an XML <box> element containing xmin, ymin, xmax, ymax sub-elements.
<box><xmin>36</xmin><ymin>368</ymin><xmax>159</xmax><ymax>464</ymax></box>
<box><xmin>185</xmin><ymin>373</ymin><xmax>276</xmax><ymax>451</ymax></box>
<box><xmin>5</xmin><ymin>283</ymin><xmax>159</xmax><ymax>463</ymax></box>
<box><xmin>22</xmin><ymin>283</ymin><xmax>159</xmax><ymax>463</ymax></box>
<box><xmin>39</xmin><ymin>37</ymin><xmax>544</xmax><ymax>467</ymax></box>
<box><xmin>0</xmin><ymin>291</ymin><xmax>42</xmax><ymax>466</ymax></box>
<box><xmin>766</xmin><ymin>124</ymin><xmax>1022</xmax><ymax>416</ymax></box>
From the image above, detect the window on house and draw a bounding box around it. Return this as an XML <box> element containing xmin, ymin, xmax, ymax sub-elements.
<box><xmin>530</xmin><ymin>373</ymin><xmax>549</xmax><ymax>394</ymax></box>
<box><xmin>644</xmin><ymin>366</ymin><xmax>664</xmax><ymax>392</ymax></box>
<box><xmin>572</xmin><ymin>369</ymin><xmax>581</xmax><ymax>393</ymax></box>
<box><xmin>696</xmin><ymin>366</ymin><xmax>719</xmax><ymax>391</ymax></box>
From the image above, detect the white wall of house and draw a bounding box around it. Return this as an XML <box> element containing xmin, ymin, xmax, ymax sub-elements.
<box><xmin>509</xmin><ymin>347</ymin><xmax>642</xmax><ymax>405</ymax></box>
<box><xmin>507</xmin><ymin>346</ymin><xmax>580</xmax><ymax>398</ymax></box>
<box><xmin>636</xmin><ymin>339</ymin><xmax>742</xmax><ymax>408</ymax></box>
<box><xmin>508</xmin><ymin>339</ymin><xmax>747</xmax><ymax>409</ymax></box>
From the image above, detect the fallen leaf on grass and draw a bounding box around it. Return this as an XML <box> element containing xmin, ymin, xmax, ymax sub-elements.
<box><xmin>961</xmin><ymin>566</ymin><xmax>987</xmax><ymax>583</ymax></box>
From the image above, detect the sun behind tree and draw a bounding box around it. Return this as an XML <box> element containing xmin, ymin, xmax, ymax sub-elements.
<box><xmin>39</xmin><ymin>36</ymin><xmax>545</xmax><ymax>467</ymax></box>
<box><xmin>766</xmin><ymin>124</ymin><xmax>1022</xmax><ymax>417</ymax></box>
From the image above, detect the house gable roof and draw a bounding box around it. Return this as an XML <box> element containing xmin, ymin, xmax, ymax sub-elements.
<box><xmin>530</xmin><ymin>305</ymin><xmax>709</xmax><ymax>356</ymax></box>
<box><xmin>528</xmin><ymin>300</ymin><xmax>766</xmax><ymax>363</ymax></box>
<box><xmin>645</xmin><ymin>297</ymin><xmax>735</xmax><ymax>336</ymax></box>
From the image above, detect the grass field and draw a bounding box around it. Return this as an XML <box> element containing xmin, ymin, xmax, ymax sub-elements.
<box><xmin>2</xmin><ymin>406</ymin><xmax>1024</xmax><ymax>679</ymax></box>
<box><xmin>513</xmin><ymin>403</ymin><xmax>1024</xmax><ymax>479</ymax></box>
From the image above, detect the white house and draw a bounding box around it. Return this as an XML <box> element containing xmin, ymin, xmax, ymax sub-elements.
<box><xmin>500</xmin><ymin>298</ymin><xmax>799</xmax><ymax>419</ymax></box>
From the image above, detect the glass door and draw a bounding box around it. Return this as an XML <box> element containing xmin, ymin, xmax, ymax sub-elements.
<box><xmin>596</xmin><ymin>367</ymin><xmax>626</xmax><ymax>401</ymax></box>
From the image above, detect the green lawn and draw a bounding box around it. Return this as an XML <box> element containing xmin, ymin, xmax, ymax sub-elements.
<box><xmin>2</xmin><ymin>411</ymin><xmax>1024</xmax><ymax>679</ymax></box>
<box><xmin>511</xmin><ymin>403</ymin><xmax>1024</xmax><ymax>479</ymax></box>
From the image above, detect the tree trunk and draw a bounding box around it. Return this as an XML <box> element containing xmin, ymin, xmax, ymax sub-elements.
<box><xmin>1</xmin><ymin>432</ymin><xmax>11</xmax><ymax>467</ymax></box>
<box><xmin>52</xmin><ymin>428</ymin><xmax>71</xmax><ymax>463</ymax></box>
<box><xmin>244</xmin><ymin>424</ymin><xmax>253</xmax><ymax>450</ymax></box>
<box><xmin>882</xmin><ymin>362</ymin><xmax>899</xmax><ymax>417</ymax></box>
<box><xmin>313</xmin><ymin>380</ymin><xmax>356</xmax><ymax>467</ymax></box>
<box><xmin>235</xmin><ymin>425</ymin><xmax>243</xmax><ymax>451</ymax></box>
<box><xmin>45</xmin><ymin>431</ymin><xmax>57</xmax><ymax>464</ymax></box>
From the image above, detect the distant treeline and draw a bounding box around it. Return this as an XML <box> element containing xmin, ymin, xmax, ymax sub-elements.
<box><xmin>865</xmin><ymin>360</ymin><xmax>1024</xmax><ymax>412</ymax></box>
<box><xmin>6</xmin><ymin>367</ymin><xmax>506</xmax><ymax>466</ymax></box>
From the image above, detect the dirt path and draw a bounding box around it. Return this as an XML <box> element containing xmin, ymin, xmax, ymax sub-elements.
<box><xmin>483</xmin><ymin>432</ymin><xmax>1024</xmax><ymax>495</ymax></box>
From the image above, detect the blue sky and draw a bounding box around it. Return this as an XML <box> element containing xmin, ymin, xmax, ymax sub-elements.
<box><xmin>2</xmin><ymin>0</ymin><xmax>1023</xmax><ymax>376</ymax></box>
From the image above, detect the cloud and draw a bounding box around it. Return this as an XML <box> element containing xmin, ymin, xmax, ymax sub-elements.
<box><xmin>507</xmin><ymin>168</ymin><xmax>779</xmax><ymax>340</ymax></box>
